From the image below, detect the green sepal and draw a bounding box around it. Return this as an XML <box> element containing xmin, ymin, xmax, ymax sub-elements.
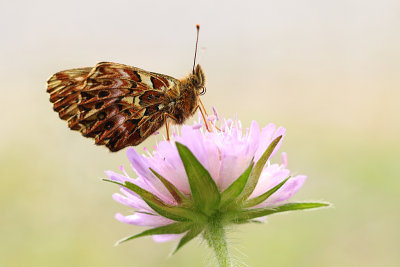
<box><xmin>103</xmin><ymin>179</ymin><xmax>205</xmax><ymax>222</ymax></box>
<box><xmin>243</xmin><ymin>177</ymin><xmax>290</xmax><ymax>208</ymax></box>
<box><xmin>234</xmin><ymin>202</ymin><xmax>330</xmax><ymax>222</ymax></box>
<box><xmin>103</xmin><ymin>179</ymin><xmax>125</xmax><ymax>187</ymax></box>
<box><xmin>231</xmin><ymin>219</ymin><xmax>264</xmax><ymax>225</ymax></box>
<box><xmin>123</xmin><ymin>181</ymin><xmax>204</xmax><ymax>222</ymax></box>
<box><xmin>149</xmin><ymin>168</ymin><xmax>187</xmax><ymax>204</ymax></box>
<box><xmin>172</xmin><ymin>225</ymin><xmax>204</xmax><ymax>254</ymax></box>
<box><xmin>176</xmin><ymin>142</ymin><xmax>221</xmax><ymax>216</ymax></box>
<box><xmin>238</xmin><ymin>135</ymin><xmax>282</xmax><ymax>202</ymax></box>
<box><xmin>220</xmin><ymin>162</ymin><xmax>253</xmax><ymax>209</ymax></box>
<box><xmin>115</xmin><ymin>221</ymin><xmax>193</xmax><ymax>245</ymax></box>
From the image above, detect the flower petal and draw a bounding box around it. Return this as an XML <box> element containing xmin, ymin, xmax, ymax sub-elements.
<box><xmin>115</xmin><ymin>212</ymin><xmax>174</xmax><ymax>227</ymax></box>
<box><xmin>247</xmin><ymin>120</ymin><xmax>261</xmax><ymax>156</ymax></box>
<box><xmin>112</xmin><ymin>193</ymin><xmax>148</xmax><ymax>210</ymax></box>
<box><xmin>254</xmin><ymin>124</ymin><xmax>286</xmax><ymax>162</ymax></box>
<box><xmin>151</xmin><ymin>141</ymin><xmax>190</xmax><ymax>194</ymax></box>
<box><xmin>105</xmin><ymin>170</ymin><xmax>134</xmax><ymax>184</ymax></box>
<box><xmin>262</xmin><ymin>175</ymin><xmax>307</xmax><ymax>206</ymax></box>
<box><xmin>127</xmin><ymin>148</ymin><xmax>181</xmax><ymax>204</ymax></box>
<box><xmin>250</xmin><ymin>165</ymin><xmax>291</xmax><ymax>198</ymax></box>
<box><xmin>127</xmin><ymin>148</ymin><xmax>152</xmax><ymax>178</ymax></box>
<box><xmin>152</xmin><ymin>233</ymin><xmax>184</xmax><ymax>242</ymax></box>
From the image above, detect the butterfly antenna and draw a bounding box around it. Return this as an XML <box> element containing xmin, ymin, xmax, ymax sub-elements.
<box><xmin>192</xmin><ymin>24</ymin><xmax>200</xmax><ymax>74</ymax></box>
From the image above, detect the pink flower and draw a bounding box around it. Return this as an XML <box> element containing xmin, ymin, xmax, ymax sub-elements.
<box><xmin>105</xmin><ymin>114</ymin><xmax>327</xmax><ymax>251</ymax></box>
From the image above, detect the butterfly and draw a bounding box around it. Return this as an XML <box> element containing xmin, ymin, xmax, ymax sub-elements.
<box><xmin>47</xmin><ymin>25</ymin><xmax>207</xmax><ymax>152</ymax></box>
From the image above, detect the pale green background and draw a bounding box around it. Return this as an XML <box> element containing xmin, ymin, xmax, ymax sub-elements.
<box><xmin>1</xmin><ymin>0</ymin><xmax>399</xmax><ymax>266</ymax></box>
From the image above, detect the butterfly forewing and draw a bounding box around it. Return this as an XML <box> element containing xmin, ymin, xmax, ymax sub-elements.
<box><xmin>47</xmin><ymin>62</ymin><xmax>181</xmax><ymax>151</ymax></box>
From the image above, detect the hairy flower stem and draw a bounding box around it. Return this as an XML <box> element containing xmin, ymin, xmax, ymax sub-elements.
<box><xmin>204</xmin><ymin>215</ymin><xmax>231</xmax><ymax>267</ymax></box>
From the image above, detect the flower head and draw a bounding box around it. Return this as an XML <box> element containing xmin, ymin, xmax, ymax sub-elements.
<box><xmin>105</xmin><ymin>114</ymin><xmax>328</xmax><ymax>254</ymax></box>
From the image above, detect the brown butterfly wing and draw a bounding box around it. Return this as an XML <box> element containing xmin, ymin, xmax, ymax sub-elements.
<box><xmin>47</xmin><ymin>67</ymin><xmax>91</xmax><ymax>121</ymax></box>
<box><xmin>47</xmin><ymin>62</ymin><xmax>180</xmax><ymax>151</ymax></box>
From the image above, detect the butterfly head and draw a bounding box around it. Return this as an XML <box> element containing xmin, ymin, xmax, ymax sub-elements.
<box><xmin>189</xmin><ymin>64</ymin><xmax>206</xmax><ymax>95</ymax></box>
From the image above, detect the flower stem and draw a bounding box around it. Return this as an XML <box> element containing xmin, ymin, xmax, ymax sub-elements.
<box><xmin>204</xmin><ymin>217</ymin><xmax>231</xmax><ymax>267</ymax></box>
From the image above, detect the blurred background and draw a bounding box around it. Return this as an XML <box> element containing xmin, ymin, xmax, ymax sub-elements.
<box><xmin>1</xmin><ymin>0</ymin><xmax>399</xmax><ymax>266</ymax></box>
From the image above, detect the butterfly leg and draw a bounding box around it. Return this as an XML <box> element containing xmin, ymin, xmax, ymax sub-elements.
<box><xmin>199</xmin><ymin>98</ymin><xmax>209</xmax><ymax>117</ymax></box>
<box><xmin>193</xmin><ymin>104</ymin><xmax>210</xmax><ymax>132</ymax></box>
<box><xmin>197</xmin><ymin>101</ymin><xmax>221</xmax><ymax>132</ymax></box>
<box><xmin>163</xmin><ymin>113</ymin><xmax>178</xmax><ymax>141</ymax></box>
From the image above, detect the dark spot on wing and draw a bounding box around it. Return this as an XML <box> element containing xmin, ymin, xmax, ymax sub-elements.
<box><xmin>79</xmin><ymin>104</ymin><xmax>91</xmax><ymax>112</ymax></box>
<box><xmin>150</xmin><ymin>76</ymin><xmax>164</xmax><ymax>90</ymax></box>
<box><xmin>102</xmin><ymin>80</ymin><xmax>112</xmax><ymax>86</ymax></box>
<box><xmin>144</xmin><ymin>105</ymin><xmax>159</xmax><ymax>116</ymax></box>
<box><xmin>139</xmin><ymin>91</ymin><xmax>160</xmax><ymax>103</ymax></box>
<box><xmin>97</xmin><ymin>112</ymin><xmax>106</xmax><ymax>120</ymax></box>
<box><xmin>82</xmin><ymin>91</ymin><xmax>94</xmax><ymax>100</ymax></box>
<box><xmin>105</xmin><ymin>121</ymin><xmax>115</xmax><ymax>130</ymax></box>
<box><xmin>98</xmin><ymin>90</ymin><xmax>109</xmax><ymax>98</ymax></box>
<box><xmin>127</xmin><ymin>118</ymin><xmax>140</xmax><ymax>126</ymax></box>
<box><xmin>133</xmin><ymin>71</ymin><xmax>142</xmax><ymax>82</ymax></box>
<box><xmin>95</xmin><ymin>102</ymin><xmax>104</xmax><ymax>109</ymax></box>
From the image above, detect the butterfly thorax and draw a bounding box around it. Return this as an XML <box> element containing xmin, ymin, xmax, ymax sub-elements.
<box><xmin>170</xmin><ymin>65</ymin><xmax>205</xmax><ymax>124</ymax></box>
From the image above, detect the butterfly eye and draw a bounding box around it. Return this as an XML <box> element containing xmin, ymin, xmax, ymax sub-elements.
<box><xmin>200</xmin><ymin>86</ymin><xmax>206</xmax><ymax>96</ymax></box>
